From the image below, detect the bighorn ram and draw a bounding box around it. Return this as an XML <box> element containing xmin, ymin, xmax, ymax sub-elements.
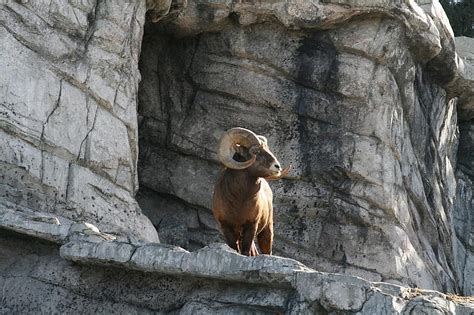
<box><xmin>212</xmin><ymin>127</ymin><xmax>290</xmax><ymax>256</ymax></box>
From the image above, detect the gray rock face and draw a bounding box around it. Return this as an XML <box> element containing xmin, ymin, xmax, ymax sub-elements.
<box><xmin>454</xmin><ymin>171</ymin><xmax>474</xmax><ymax>295</ymax></box>
<box><xmin>137</xmin><ymin>0</ymin><xmax>472</xmax><ymax>293</ymax></box>
<box><xmin>0</xmin><ymin>1</ymin><xmax>158</xmax><ymax>242</ymax></box>
<box><xmin>453</xmin><ymin>36</ymin><xmax>474</xmax><ymax>296</ymax></box>
<box><xmin>451</xmin><ymin>36</ymin><xmax>474</xmax><ymax>120</ymax></box>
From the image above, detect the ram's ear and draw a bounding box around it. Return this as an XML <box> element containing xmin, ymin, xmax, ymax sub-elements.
<box><xmin>257</xmin><ymin>135</ymin><xmax>267</xmax><ymax>145</ymax></box>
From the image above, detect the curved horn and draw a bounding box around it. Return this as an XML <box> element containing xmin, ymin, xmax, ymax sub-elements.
<box><xmin>218</xmin><ymin>127</ymin><xmax>261</xmax><ymax>169</ymax></box>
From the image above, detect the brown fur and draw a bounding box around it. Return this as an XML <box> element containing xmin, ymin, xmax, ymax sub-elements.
<box><xmin>212</xmin><ymin>143</ymin><xmax>287</xmax><ymax>256</ymax></box>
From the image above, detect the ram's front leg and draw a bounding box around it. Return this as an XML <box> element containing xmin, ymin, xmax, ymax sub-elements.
<box><xmin>220</xmin><ymin>223</ymin><xmax>241</xmax><ymax>253</ymax></box>
<box><xmin>249</xmin><ymin>242</ymin><xmax>259</xmax><ymax>256</ymax></box>
<box><xmin>240</xmin><ymin>222</ymin><xmax>258</xmax><ymax>256</ymax></box>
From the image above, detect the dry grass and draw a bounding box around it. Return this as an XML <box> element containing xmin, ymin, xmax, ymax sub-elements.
<box><xmin>401</xmin><ymin>287</ymin><xmax>423</xmax><ymax>300</ymax></box>
<box><xmin>446</xmin><ymin>294</ymin><xmax>474</xmax><ymax>304</ymax></box>
<box><xmin>401</xmin><ymin>288</ymin><xmax>474</xmax><ymax>305</ymax></box>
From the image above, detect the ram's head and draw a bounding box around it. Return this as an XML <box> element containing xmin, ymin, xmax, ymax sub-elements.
<box><xmin>217</xmin><ymin>127</ymin><xmax>290</xmax><ymax>179</ymax></box>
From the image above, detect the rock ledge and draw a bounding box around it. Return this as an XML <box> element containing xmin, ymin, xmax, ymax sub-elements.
<box><xmin>59</xmin><ymin>237</ymin><xmax>474</xmax><ymax>314</ymax></box>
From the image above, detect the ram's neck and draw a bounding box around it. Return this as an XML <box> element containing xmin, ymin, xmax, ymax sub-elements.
<box><xmin>223</xmin><ymin>169</ymin><xmax>261</xmax><ymax>201</ymax></box>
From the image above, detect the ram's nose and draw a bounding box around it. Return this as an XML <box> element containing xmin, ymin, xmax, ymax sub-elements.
<box><xmin>270</xmin><ymin>162</ymin><xmax>281</xmax><ymax>173</ymax></box>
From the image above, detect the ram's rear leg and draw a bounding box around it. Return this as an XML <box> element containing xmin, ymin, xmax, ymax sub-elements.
<box><xmin>257</xmin><ymin>225</ymin><xmax>273</xmax><ymax>255</ymax></box>
<box><xmin>221</xmin><ymin>223</ymin><xmax>241</xmax><ymax>253</ymax></box>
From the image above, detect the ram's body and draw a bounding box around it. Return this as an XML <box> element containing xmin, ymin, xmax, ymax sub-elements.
<box><xmin>212</xmin><ymin>128</ymin><xmax>289</xmax><ymax>256</ymax></box>
<box><xmin>213</xmin><ymin>169</ymin><xmax>274</xmax><ymax>256</ymax></box>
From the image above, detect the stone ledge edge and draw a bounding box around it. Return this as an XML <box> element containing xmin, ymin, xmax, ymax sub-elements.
<box><xmin>1</xmin><ymin>203</ymin><xmax>473</xmax><ymax>312</ymax></box>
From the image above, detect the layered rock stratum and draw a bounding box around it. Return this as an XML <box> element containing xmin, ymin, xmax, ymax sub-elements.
<box><xmin>0</xmin><ymin>0</ymin><xmax>473</xmax><ymax>313</ymax></box>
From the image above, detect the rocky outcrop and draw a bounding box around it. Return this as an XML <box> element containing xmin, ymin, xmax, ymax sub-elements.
<box><xmin>137</xmin><ymin>0</ymin><xmax>474</xmax><ymax>293</ymax></box>
<box><xmin>0</xmin><ymin>1</ymin><xmax>158</xmax><ymax>242</ymax></box>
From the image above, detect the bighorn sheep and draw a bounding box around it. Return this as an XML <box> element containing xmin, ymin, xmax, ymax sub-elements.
<box><xmin>212</xmin><ymin>127</ymin><xmax>290</xmax><ymax>256</ymax></box>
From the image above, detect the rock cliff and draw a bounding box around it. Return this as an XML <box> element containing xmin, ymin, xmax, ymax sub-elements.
<box><xmin>137</xmin><ymin>0</ymin><xmax>474</xmax><ymax>293</ymax></box>
<box><xmin>0</xmin><ymin>0</ymin><xmax>473</xmax><ymax>313</ymax></box>
<box><xmin>454</xmin><ymin>36</ymin><xmax>474</xmax><ymax>296</ymax></box>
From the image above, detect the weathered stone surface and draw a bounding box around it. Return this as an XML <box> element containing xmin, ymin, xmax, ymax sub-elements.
<box><xmin>453</xmin><ymin>37</ymin><xmax>474</xmax><ymax>296</ymax></box>
<box><xmin>457</xmin><ymin>37</ymin><xmax>474</xmax><ymax>81</ymax></box>
<box><xmin>24</xmin><ymin>234</ymin><xmax>467</xmax><ymax>314</ymax></box>
<box><xmin>0</xmin><ymin>203</ymin><xmax>120</xmax><ymax>245</ymax></box>
<box><xmin>449</xmin><ymin>37</ymin><xmax>474</xmax><ymax>120</ymax></box>
<box><xmin>137</xmin><ymin>188</ymin><xmax>220</xmax><ymax>250</ymax></box>
<box><xmin>0</xmin><ymin>202</ymin><xmax>71</xmax><ymax>243</ymax></box>
<box><xmin>455</xmin><ymin>130</ymin><xmax>474</xmax><ymax>295</ymax></box>
<box><xmin>137</xmin><ymin>0</ymin><xmax>466</xmax><ymax>293</ymax></box>
<box><xmin>0</xmin><ymin>1</ymin><xmax>158</xmax><ymax>242</ymax></box>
